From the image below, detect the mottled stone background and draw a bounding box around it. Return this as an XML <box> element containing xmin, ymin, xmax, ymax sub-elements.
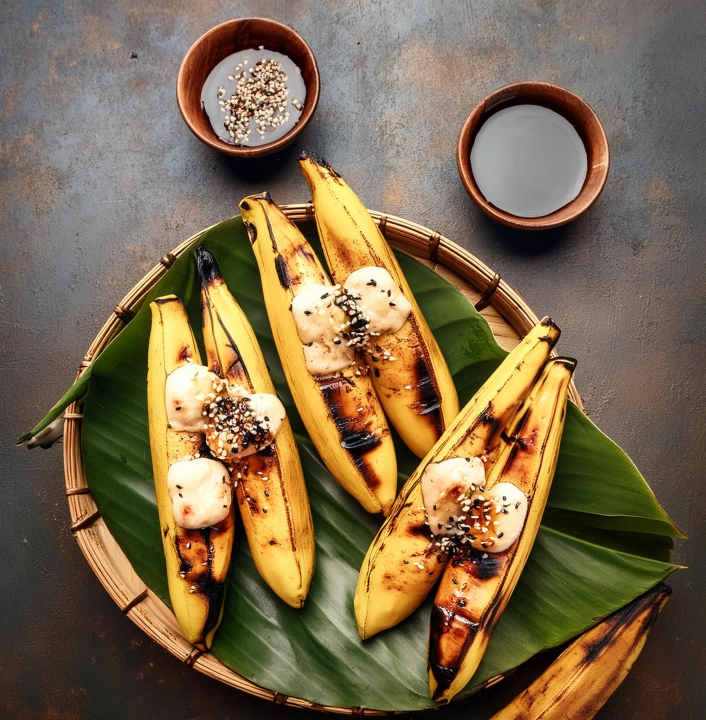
<box><xmin>2</xmin><ymin>0</ymin><xmax>704</xmax><ymax>718</ymax></box>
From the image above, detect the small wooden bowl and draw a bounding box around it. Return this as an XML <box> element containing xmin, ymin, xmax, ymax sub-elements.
<box><xmin>457</xmin><ymin>82</ymin><xmax>609</xmax><ymax>230</ymax></box>
<box><xmin>177</xmin><ymin>18</ymin><xmax>320</xmax><ymax>158</ymax></box>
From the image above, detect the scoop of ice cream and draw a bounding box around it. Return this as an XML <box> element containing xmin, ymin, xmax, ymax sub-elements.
<box><xmin>344</xmin><ymin>266</ymin><xmax>412</xmax><ymax>336</ymax></box>
<box><xmin>421</xmin><ymin>458</ymin><xmax>528</xmax><ymax>553</ymax></box>
<box><xmin>422</xmin><ymin>456</ymin><xmax>487</xmax><ymax>544</ymax></box>
<box><xmin>165</xmin><ymin>363</ymin><xmax>221</xmax><ymax>432</ymax></box>
<box><xmin>470</xmin><ymin>481</ymin><xmax>528</xmax><ymax>553</ymax></box>
<box><xmin>291</xmin><ymin>283</ymin><xmax>355</xmax><ymax>375</ymax></box>
<box><xmin>204</xmin><ymin>383</ymin><xmax>286</xmax><ymax>461</ymax></box>
<box><xmin>167</xmin><ymin>457</ymin><xmax>232</xmax><ymax>529</ymax></box>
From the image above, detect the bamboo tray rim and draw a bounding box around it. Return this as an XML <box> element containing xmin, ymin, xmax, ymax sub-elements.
<box><xmin>62</xmin><ymin>204</ymin><xmax>581</xmax><ymax>715</ymax></box>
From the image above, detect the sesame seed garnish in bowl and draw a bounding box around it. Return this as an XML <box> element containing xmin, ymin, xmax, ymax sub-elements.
<box><xmin>177</xmin><ymin>18</ymin><xmax>320</xmax><ymax>158</ymax></box>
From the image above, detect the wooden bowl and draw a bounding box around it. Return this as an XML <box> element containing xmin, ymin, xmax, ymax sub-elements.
<box><xmin>457</xmin><ymin>82</ymin><xmax>609</xmax><ymax>231</ymax></box>
<box><xmin>177</xmin><ymin>18</ymin><xmax>320</xmax><ymax>158</ymax></box>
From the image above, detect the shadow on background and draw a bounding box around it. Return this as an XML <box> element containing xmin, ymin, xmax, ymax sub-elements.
<box><xmin>474</xmin><ymin>209</ymin><xmax>580</xmax><ymax>256</ymax></box>
<box><xmin>213</xmin><ymin>140</ymin><xmax>308</xmax><ymax>194</ymax></box>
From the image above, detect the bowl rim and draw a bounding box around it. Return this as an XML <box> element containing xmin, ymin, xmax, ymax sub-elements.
<box><xmin>176</xmin><ymin>17</ymin><xmax>320</xmax><ymax>158</ymax></box>
<box><xmin>456</xmin><ymin>81</ymin><xmax>610</xmax><ymax>231</ymax></box>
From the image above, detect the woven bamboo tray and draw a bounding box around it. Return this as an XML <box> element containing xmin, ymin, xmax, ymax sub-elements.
<box><xmin>62</xmin><ymin>204</ymin><xmax>582</xmax><ymax>715</ymax></box>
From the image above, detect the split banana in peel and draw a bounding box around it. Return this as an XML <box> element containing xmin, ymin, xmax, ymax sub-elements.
<box><xmin>428</xmin><ymin>356</ymin><xmax>576</xmax><ymax>703</ymax></box>
<box><xmin>239</xmin><ymin>192</ymin><xmax>398</xmax><ymax>516</ymax></box>
<box><xmin>147</xmin><ymin>295</ymin><xmax>235</xmax><ymax>650</ymax></box>
<box><xmin>354</xmin><ymin>317</ymin><xmax>560</xmax><ymax>640</ymax></box>
<box><xmin>196</xmin><ymin>246</ymin><xmax>315</xmax><ymax>608</ymax></box>
<box><xmin>490</xmin><ymin>583</ymin><xmax>672</xmax><ymax>720</ymax></box>
<box><xmin>299</xmin><ymin>151</ymin><xmax>459</xmax><ymax>459</ymax></box>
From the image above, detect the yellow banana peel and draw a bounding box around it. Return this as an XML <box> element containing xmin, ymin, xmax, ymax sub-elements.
<box><xmin>196</xmin><ymin>246</ymin><xmax>315</xmax><ymax>608</ymax></box>
<box><xmin>299</xmin><ymin>151</ymin><xmax>459</xmax><ymax>459</ymax></box>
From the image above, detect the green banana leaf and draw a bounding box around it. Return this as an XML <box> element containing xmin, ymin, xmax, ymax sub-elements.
<box><xmin>62</xmin><ymin>216</ymin><xmax>681</xmax><ymax>711</ymax></box>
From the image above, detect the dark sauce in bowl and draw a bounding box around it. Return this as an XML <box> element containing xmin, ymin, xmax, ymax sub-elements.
<box><xmin>470</xmin><ymin>104</ymin><xmax>588</xmax><ymax>218</ymax></box>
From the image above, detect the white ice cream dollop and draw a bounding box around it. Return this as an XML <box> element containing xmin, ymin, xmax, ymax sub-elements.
<box><xmin>344</xmin><ymin>266</ymin><xmax>411</xmax><ymax>336</ymax></box>
<box><xmin>165</xmin><ymin>363</ymin><xmax>221</xmax><ymax>432</ymax></box>
<box><xmin>291</xmin><ymin>283</ymin><xmax>355</xmax><ymax>375</ymax></box>
<box><xmin>167</xmin><ymin>457</ymin><xmax>232</xmax><ymax>529</ymax></box>
<box><xmin>421</xmin><ymin>456</ymin><xmax>528</xmax><ymax>554</ymax></box>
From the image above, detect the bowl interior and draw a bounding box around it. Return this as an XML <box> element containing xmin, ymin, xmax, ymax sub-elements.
<box><xmin>178</xmin><ymin>18</ymin><xmax>319</xmax><ymax>156</ymax></box>
<box><xmin>457</xmin><ymin>82</ymin><xmax>609</xmax><ymax>230</ymax></box>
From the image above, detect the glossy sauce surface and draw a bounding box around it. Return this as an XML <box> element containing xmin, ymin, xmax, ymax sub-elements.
<box><xmin>470</xmin><ymin>104</ymin><xmax>588</xmax><ymax>218</ymax></box>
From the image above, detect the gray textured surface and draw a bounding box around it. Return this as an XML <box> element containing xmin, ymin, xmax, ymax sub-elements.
<box><xmin>2</xmin><ymin>0</ymin><xmax>704</xmax><ymax>718</ymax></box>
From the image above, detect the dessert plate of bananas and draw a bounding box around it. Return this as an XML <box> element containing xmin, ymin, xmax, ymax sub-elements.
<box><xmin>25</xmin><ymin>153</ymin><xmax>684</xmax><ymax>713</ymax></box>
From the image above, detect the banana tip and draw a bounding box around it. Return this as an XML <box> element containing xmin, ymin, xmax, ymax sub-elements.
<box><xmin>240</xmin><ymin>191</ymin><xmax>273</xmax><ymax>211</ymax></box>
<box><xmin>553</xmin><ymin>355</ymin><xmax>578</xmax><ymax>372</ymax></box>
<box><xmin>298</xmin><ymin>148</ymin><xmax>338</xmax><ymax>176</ymax></box>
<box><xmin>194</xmin><ymin>245</ymin><xmax>221</xmax><ymax>285</ymax></box>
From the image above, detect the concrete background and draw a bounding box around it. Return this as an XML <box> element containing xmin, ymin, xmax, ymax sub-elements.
<box><xmin>2</xmin><ymin>0</ymin><xmax>703</xmax><ymax>717</ymax></box>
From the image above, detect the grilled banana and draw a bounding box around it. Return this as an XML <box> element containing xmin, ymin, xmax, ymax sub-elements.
<box><xmin>239</xmin><ymin>192</ymin><xmax>397</xmax><ymax>516</ymax></box>
<box><xmin>428</xmin><ymin>356</ymin><xmax>576</xmax><ymax>703</ymax></box>
<box><xmin>490</xmin><ymin>583</ymin><xmax>671</xmax><ymax>720</ymax></box>
<box><xmin>196</xmin><ymin>246</ymin><xmax>315</xmax><ymax>608</ymax></box>
<box><xmin>147</xmin><ymin>295</ymin><xmax>236</xmax><ymax>650</ymax></box>
<box><xmin>299</xmin><ymin>151</ymin><xmax>459</xmax><ymax>459</ymax></box>
<box><xmin>354</xmin><ymin>318</ymin><xmax>560</xmax><ymax>640</ymax></box>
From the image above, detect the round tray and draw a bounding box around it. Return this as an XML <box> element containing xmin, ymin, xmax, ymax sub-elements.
<box><xmin>62</xmin><ymin>205</ymin><xmax>581</xmax><ymax>715</ymax></box>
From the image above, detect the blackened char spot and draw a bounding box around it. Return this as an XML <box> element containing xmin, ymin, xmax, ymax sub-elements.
<box><xmin>244</xmin><ymin>220</ymin><xmax>257</xmax><ymax>244</ymax></box>
<box><xmin>195</xmin><ymin>528</ymin><xmax>225</xmax><ymax>636</ymax></box>
<box><xmin>320</xmin><ymin>379</ymin><xmax>382</xmax><ymax>490</ymax></box>
<box><xmin>408</xmin><ymin>522</ymin><xmax>431</xmax><ymax>538</ymax></box>
<box><xmin>154</xmin><ymin>296</ymin><xmax>180</xmax><ymax>305</ymax></box>
<box><xmin>428</xmin><ymin>605</ymin><xmax>480</xmax><ymax>697</ymax></box>
<box><xmin>194</xmin><ymin>245</ymin><xmax>222</xmax><ymax>284</ymax></box>
<box><xmin>413</xmin><ymin>356</ymin><xmax>443</xmax><ymax>432</ymax></box>
<box><xmin>475</xmin><ymin>551</ymin><xmax>502</xmax><ymax>580</ymax></box>
<box><xmin>340</xmin><ymin>430</ymin><xmax>381</xmax><ymax>453</ymax></box>
<box><xmin>258</xmin><ymin>444</ymin><xmax>275</xmax><ymax>457</ymax></box>
<box><xmin>174</xmin><ymin>535</ymin><xmax>192</xmax><ymax>574</ymax></box>
<box><xmin>275</xmin><ymin>254</ymin><xmax>290</xmax><ymax>289</ymax></box>
<box><xmin>478</xmin><ymin>404</ymin><xmax>501</xmax><ymax>434</ymax></box>
<box><xmin>163</xmin><ymin>527</ymin><xmax>169</xmax><ymax>538</ymax></box>
<box><xmin>299</xmin><ymin>149</ymin><xmax>340</xmax><ymax>178</ymax></box>
<box><xmin>240</xmin><ymin>200</ymin><xmax>250</xmax><ymax>211</ymax></box>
